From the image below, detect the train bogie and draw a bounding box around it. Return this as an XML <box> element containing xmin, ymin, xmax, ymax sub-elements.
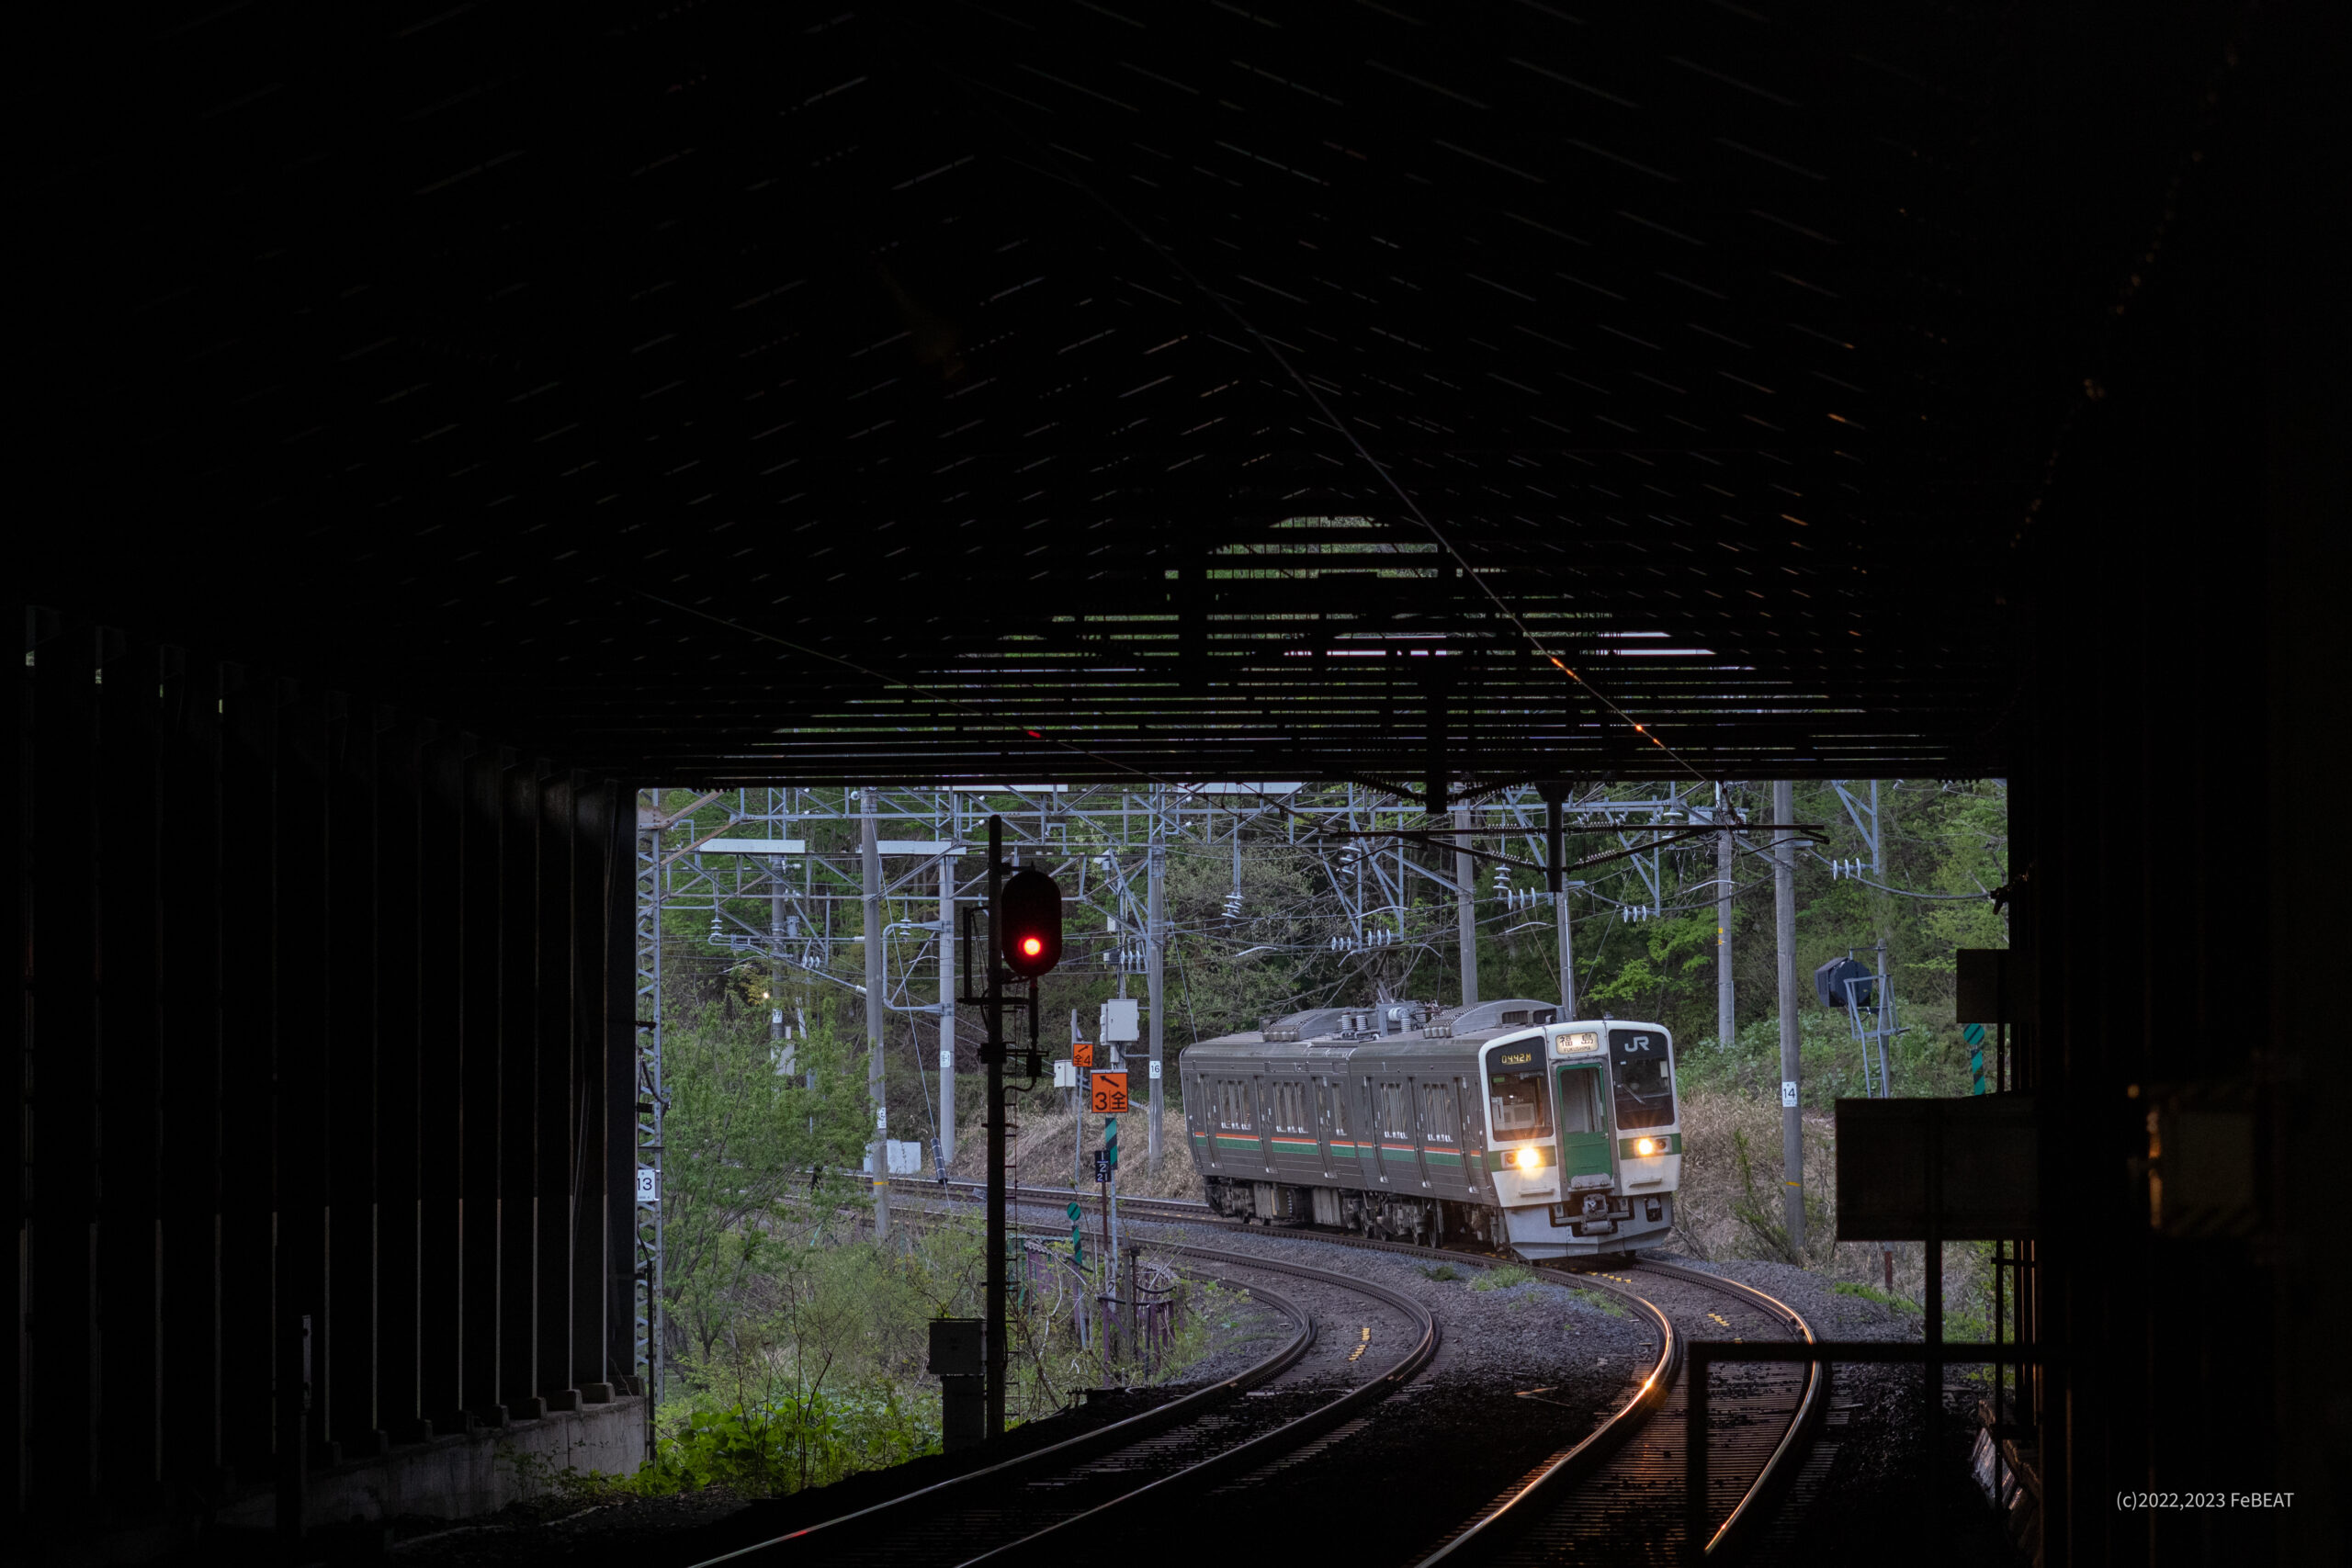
<box><xmin>1181</xmin><ymin>999</ymin><xmax>1684</xmax><ymax>1261</ymax></box>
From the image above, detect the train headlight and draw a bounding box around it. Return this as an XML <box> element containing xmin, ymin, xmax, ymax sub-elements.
<box><xmin>1515</xmin><ymin>1146</ymin><xmax>1543</xmax><ymax>1173</ymax></box>
<box><xmin>1635</xmin><ymin>1137</ymin><xmax>1658</xmax><ymax>1157</ymax></box>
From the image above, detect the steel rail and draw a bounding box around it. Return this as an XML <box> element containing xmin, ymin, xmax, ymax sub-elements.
<box><xmin>951</xmin><ymin>1242</ymin><xmax>1442</xmax><ymax>1566</ymax></box>
<box><xmin>1401</xmin><ymin>1258</ymin><xmax>1820</xmax><ymax>1565</ymax></box>
<box><xmin>977</xmin><ymin>1185</ymin><xmax>1821</xmax><ymax>1561</ymax></box>
<box><xmin>683</xmin><ymin>1264</ymin><xmax>1309</xmax><ymax>1567</ymax></box>
<box><xmin>684</xmin><ymin>1243</ymin><xmax>1435</xmax><ymax>1568</ymax></box>
<box><xmin>918</xmin><ymin>1180</ymin><xmax>1820</xmax><ymax>1558</ymax></box>
<box><xmin>1639</xmin><ymin>1259</ymin><xmax>1826</xmax><ymax>1559</ymax></box>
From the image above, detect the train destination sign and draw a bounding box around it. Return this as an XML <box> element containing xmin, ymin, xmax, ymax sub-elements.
<box><xmin>1091</xmin><ymin>1070</ymin><xmax>1130</xmax><ymax>1114</ymax></box>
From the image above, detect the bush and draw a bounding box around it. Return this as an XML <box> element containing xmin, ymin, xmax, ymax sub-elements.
<box><xmin>639</xmin><ymin>1386</ymin><xmax>937</xmax><ymax>1496</ymax></box>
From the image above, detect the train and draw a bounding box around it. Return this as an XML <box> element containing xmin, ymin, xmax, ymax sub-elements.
<box><xmin>1178</xmin><ymin>997</ymin><xmax>1683</xmax><ymax>1259</ymax></box>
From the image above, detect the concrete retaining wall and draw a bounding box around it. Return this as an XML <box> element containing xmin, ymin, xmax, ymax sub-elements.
<box><xmin>216</xmin><ymin>1395</ymin><xmax>648</xmax><ymax>1532</ymax></box>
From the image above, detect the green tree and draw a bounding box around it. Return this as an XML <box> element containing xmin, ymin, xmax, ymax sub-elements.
<box><xmin>658</xmin><ymin>990</ymin><xmax>873</xmax><ymax>1365</ymax></box>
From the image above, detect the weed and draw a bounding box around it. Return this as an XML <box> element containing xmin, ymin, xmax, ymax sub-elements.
<box><xmin>1568</xmin><ymin>1287</ymin><xmax>1627</xmax><ymax>1319</ymax></box>
<box><xmin>1419</xmin><ymin>1263</ymin><xmax>1462</xmax><ymax>1282</ymax></box>
<box><xmin>1831</xmin><ymin>1280</ymin><xmax>1919</xmax><ymax>1313</ymax></box>
<box><xmin>1470</xmin><ymin>1263</ymin><xmax>1536</xmax><ymax>1292</ymax></box>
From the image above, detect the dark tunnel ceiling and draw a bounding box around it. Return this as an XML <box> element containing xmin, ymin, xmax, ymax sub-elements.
<box><xmin>31</xmin><ymin>3</ymin><xmax>2208</xmax><ymax>792</ymax></box>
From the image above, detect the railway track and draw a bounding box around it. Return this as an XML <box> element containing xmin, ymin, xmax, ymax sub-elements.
<box><xmin>687</xmin><ymin>1242</ymin><xmax>1438</xmax><ymax>1568</ymax></box>
<box><xmin>939</xmin><ymin>1178</ymin><xmax>1822</xmax><ymax>1563</ymax></box>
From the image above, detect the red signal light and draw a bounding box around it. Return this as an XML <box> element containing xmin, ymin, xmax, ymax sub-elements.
<box><xmin>1000</xmin><ymin>867</ymin><xmax>1064</xmax><ymax>979</ymax></box>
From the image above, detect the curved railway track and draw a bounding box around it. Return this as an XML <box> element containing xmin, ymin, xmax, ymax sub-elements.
<box><xmin>939</xmin><ymin>1178</ymin><xmax>1823</xmax><ymax>1563</ymax></box>
<box><xmin>688</xmin><ymin>1243</ymin><xmax>1438</xmax><ymax>1568</ymax></box>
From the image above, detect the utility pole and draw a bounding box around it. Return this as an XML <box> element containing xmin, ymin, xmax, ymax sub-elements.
<box><xmin>1453</xmin><ymin>804</ymin><xmax>1479</xmax><ymax>1009</ymax></box>
<box><xmin>771</xmin><ymin>864</ymin><xmax>791</xmax><ymax>1075</ymax></box>
<box><xmin>983</xmin><ymin>816</ymin><xmax>1009</xmax><ymax>1438</ymax></box>
<box><xmin>1871</xmin><ymin>780</ymin><xmax>1894</xmax><ymax>1097</ymax></box>
<box><xmin>1540</xmin><ymin>784</ymin><xmax>1579</xmax><ymax>1018</ymax></box>
<box><xmin>1772</xmin><ymin>778</ymin><xmax>1804</xmax><ymax>1253</ymax></box>
<box><xmin>939</xmin><ymin>852</ymin><xmax>956</xmax><ymax>1168</ymax></box>
<box><xmin>862</xmin><ymin>788</ymin><xmax>889</xmax><ymax>1239</ymax></box>
<box><xmin>1146</xmin><ymin>798</ymin><xmax>1166</xmax><ymax>1174</ymax></box>
<box><xmin>1716</xmin><ymin>784</ymin><xmax>1736</xmax><ymax>1052</ymax></box>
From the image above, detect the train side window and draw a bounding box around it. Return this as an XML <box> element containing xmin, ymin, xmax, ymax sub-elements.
<box><xmin>1324</xmin><ymin>1081</ymin><xmax>1346</xmax><ymax>1136</ymax></box>
<box><xmin>1420</xmin><ymin>1083</ymin><xmax>1457</xmax><ymax>1145</ymax></box>
<box><xmin>1487</xmin><ymin>1067</ymin><xmax>1553</xmax><ymax>1141</ymax></box>
<box><xmin>1379</xmin><ymin>1082</ymin><xmax>1410</xmax><ymax>1140</ymax></box>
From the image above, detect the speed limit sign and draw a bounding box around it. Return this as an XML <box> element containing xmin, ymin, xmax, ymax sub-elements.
<box><xmin>1090</xmin><ymin>1070</ymin><xmax>1129</xmax><ymax>1115</ymax></box>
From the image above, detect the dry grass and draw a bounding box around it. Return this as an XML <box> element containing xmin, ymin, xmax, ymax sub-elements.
<box><xmin>944</xmin><ymin>1093</ymin><xmax>1208</xmax><ymax>1202</ymax></box>
<box><xmin>1672</xmin><ymin>1085</ymin><xmax>1989</xmax><ymax>1325</ymax></box>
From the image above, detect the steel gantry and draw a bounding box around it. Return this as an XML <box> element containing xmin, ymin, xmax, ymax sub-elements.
<box><xmin>626</xmin><ymin>776</ymin><xmax>1801</xmax><ymax>1430</ymax></box>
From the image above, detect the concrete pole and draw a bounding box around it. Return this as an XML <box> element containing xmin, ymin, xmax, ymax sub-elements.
<box><xmin>1146</xmin><ymin>807</ymin><xmax>1166</xmax><ymax>1174</ymax></box>
<box><xmin>1716</xmin><ymin>784</ymin><xmax>1736</xmax><ymax>1051</ymax></box>
<box><xmin>939</xmin><ymin>852</ymin><xmax>956</xmax><ymax>1168</ymax></box>
<box><xmin>1544</xmin><ymin>792</ymin><xmax>1579</xmax><ymax>1018</ymax></box>
<box><xmin>1871</xmin><ymin>779</ymin><xmax>1894</xmax><ymax>1095</ymax></box>
<box><xmin>1772</xmin><ymin>778</ymin><xmax>1804</xmax><ymax>1254</ymax></box>
<box><xmin>862</xmin><ymin>788</ymin><xmax>889</xmax><ymax>1239</ymax></box>
<box><xmin>1453</xmin><ymin>805</ymin><xmax>1479</xmax><ymax>1009</ymax></box>
<box><xmin>770</xmin><ymin>870</ymin><xmax>789</xmax><ymax>1073</ymax></box>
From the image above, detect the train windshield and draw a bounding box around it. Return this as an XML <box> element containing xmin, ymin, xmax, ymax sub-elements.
<box><xmin>1487</xmin><ymin>1058</ymin><xmax>1552</xmax><ymax>1142</ymax></box>
<box><xmin>1608</xmin><ymin>1028</ymin><xmax>1676</xmax><ymax>1131</ymax></box>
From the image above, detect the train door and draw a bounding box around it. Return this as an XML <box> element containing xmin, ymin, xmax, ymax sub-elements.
<box><xmin>1442</xmin><ymin>1077</ymin><xmax>1481</xmax><ymax>1196</ymax></box>
<box><xmin>1377</xmin><ymin>1079</ymin><xmax>1422</xmax><ymax>1189</ymax></box>
<box><xmin>1353</xmin><ymin>1075</ymin><xmax>1388</xmax><ymax>1187</ymax></box>
<box><xmin>1249</xmin><ymin>1077</ymin><xmax>1274</xmax><ymax>1174</ymax></box>
<box><xmin>1417</xmin><ymin>1078</ymin><xmax>1463</xmax><ymax>1192</ymax></box>
<box><xmin>1553</xmin><ymin>1063</ymin><xmax>1612</xmax><ymax>1182</ymax></box>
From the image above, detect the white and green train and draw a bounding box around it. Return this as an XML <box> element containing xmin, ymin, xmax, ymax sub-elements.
<box><xmin>1179</xmin><ymin>998</ymin><xmax>1683</xmax><ymax>1259</ymax></box>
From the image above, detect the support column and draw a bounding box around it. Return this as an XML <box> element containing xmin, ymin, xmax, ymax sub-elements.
<box><xmin>1716</xmin><ymin>785</ymin><xmax>1736</xmax><ymax>1051</ymax></box>
<box><xmin>769</xmin><ymin>860</ymin><xmax>788</xmax><ymax>1075</ymax></box>
<box><xmin>939</xmin><ymin>853</ymin><xmax>956</xmax><ymax>1168</ymax></box>
<box><xmin>1453</xmin><ymin>805</ymin><xmax>1479</xmax><ymax>1009</ymax></box>
<box><xmin>862</xmin><ymin>788</ymin><xmax>888</xmax><ymax>1239</ymax></box>
<box><xmin>1146</xmin><ymin>806</ymin><xmax>1165</xmax><ymax>1174</ymax></box>
<box><xmin>984</xmin><ymin>818</ymin><xmax>1007</xmax><ymax>1439</ymax></box>
<box><xmin>1542</xmin><ymin>786</ymin><xmax>1578</xmax><ymax>1018</ymax></box>
<box><xmin>1773</xmin><ymin>778</ymin><xmax>1804</xmax><ymax>1253</ymax></box>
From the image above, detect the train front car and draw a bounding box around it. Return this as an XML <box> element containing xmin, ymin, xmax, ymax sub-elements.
<box><xmin>1483</xmin><ymin>1020</ymin><xmax>1683</xmax><ymax>1258</ymax></box>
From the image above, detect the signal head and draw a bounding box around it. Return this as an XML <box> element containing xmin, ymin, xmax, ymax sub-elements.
<box><xmin>1000</xmin><ymin>866</ymin><xmax>1064</xmax><ymax>978</ymax></box>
